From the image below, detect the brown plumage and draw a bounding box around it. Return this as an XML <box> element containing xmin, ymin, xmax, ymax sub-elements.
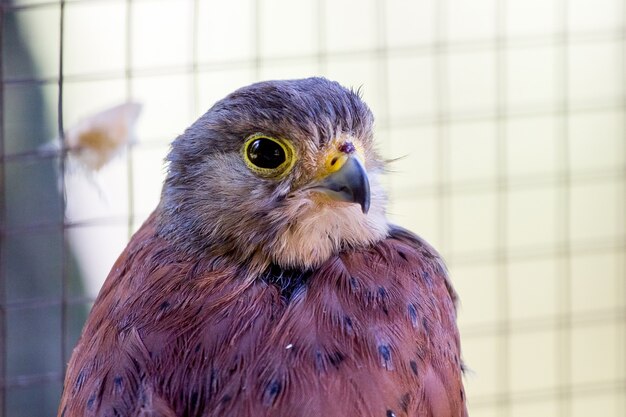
<box><xmin>59</xmin><ymin>78</ymin><xmax>467</xmax><ymax>417</ymax></box>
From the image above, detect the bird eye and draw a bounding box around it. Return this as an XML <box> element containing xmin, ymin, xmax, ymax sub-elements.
<box><xmin>247</xmin><ymin>138</ymin><xmax>285</xmax><ymax>168</ymax></box>
<box><xmin>243</xmin><ymin>134</ymin><xmax>296</xmax><ymax>177</ymax></box>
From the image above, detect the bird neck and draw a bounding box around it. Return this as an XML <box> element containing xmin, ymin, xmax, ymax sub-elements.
<box><xmin>155</xmin><ymin>174</ymin><xmax>390</xmax><ymax>273</ymax></box>
<box><xmin>155</xmin><ymin>201</ymin><xmax>389</xmax><ymax>275</ymax></box>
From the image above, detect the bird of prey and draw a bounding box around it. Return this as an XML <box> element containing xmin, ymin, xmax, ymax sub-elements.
<box><xmin>59</xmin><ymin>77</ymin><xmax>467</xmax><ymax>417</ymax></box>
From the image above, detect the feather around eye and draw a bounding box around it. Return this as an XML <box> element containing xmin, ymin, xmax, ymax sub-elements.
<box><xmin>242</xmin><ymin>134</ymin><xmax>297</xmax><ymax>178</ymax></box>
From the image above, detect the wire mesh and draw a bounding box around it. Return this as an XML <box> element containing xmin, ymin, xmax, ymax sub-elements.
<box><xmin>0</xmin><ymin>0</ymin><xmax>625</xmax><ymax>416</ymax></box>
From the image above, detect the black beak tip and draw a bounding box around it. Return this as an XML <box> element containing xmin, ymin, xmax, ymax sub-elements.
<box><xmin>361</xmin><ymin>198</ymin><xmax>370</xmax><ymax>214</ymax></box>
<box><xmin>358</xmin><ymin>177</ymin><xmax>371</xmax><ymax>214</ymax></box>
<box><xmin>315</xmin><ymin>155</ymin><xmax>372</xmax><ymax>215</ymax></box>
<box><xmin>344</xmin><ymin>157</ymin><xmax>370</xmax><ymax>214</ymax></box>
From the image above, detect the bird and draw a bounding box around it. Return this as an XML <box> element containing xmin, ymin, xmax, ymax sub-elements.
<box><xmin>58</xmin><ymin>77</ymin><xmax>467</xmax><ymax>417</ymax></box>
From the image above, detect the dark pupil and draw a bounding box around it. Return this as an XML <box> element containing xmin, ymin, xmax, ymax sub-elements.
<box><xmin>247</xmin><ymin>138</ymin><xmax>286</xmax><ymax>169</ymax></box>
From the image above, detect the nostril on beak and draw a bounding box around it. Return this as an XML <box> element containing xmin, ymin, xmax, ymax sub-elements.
<box><xmin>331</xmin><ymin>157</ymin><xmax>339</xmax><ymax>166</ymax></box>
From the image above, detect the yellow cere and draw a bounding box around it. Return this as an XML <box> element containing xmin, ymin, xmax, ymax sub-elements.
<box><xmin>319</xmin><ymin>137</ymin><xmax>366</xmax><ymax>179</ymax></box>
<box><xmin>324</xmin><ymin>152</ymin><xmax>350</xmax><ymax>174</ymax></box>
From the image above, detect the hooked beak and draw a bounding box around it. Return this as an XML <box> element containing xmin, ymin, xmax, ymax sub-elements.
<box><xmin>310</xmin><ymin>155</ymin><xmax>371</xmax><ymax>214</ymax></box>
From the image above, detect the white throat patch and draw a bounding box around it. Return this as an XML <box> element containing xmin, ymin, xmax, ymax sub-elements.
<box><xmin>269</xmin><ymin>179</ymin><xmax>389</xmax><ymax>268</ymax></box>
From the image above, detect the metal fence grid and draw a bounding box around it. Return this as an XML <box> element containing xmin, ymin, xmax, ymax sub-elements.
<box><xmin>0</xmin><ymin>0</ymin><xmax>625</xmax><ymax>416</ymax></box>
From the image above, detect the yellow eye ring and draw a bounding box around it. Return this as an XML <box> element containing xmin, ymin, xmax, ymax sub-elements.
<box><xmin>242</xmin><ymin>134</ymin><xmax>297</xmax><ymax>178</ymax></box>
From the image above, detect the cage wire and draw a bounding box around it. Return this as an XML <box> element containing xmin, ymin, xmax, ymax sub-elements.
<box><xmin>1</xmin><ymin>0</ymin><xmax>625</xmax><ymax>416</ymax></box>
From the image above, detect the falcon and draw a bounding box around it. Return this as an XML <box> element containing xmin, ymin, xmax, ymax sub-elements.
<box><xmin>59</xmin><ymin>77</ymin><xmax>467</xmax><ymax>417</ymax></box>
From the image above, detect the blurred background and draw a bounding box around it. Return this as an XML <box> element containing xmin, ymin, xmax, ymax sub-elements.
<box><xmin>0</xmin><ymin>0</ymin><xmax>624</xmax><ymax>416</ymax></box>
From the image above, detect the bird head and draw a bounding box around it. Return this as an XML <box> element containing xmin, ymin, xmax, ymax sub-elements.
<box><xmin>158</xmin><ymin>77</ymin><xmax>388</xmax><ymax>270</ymax></box>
